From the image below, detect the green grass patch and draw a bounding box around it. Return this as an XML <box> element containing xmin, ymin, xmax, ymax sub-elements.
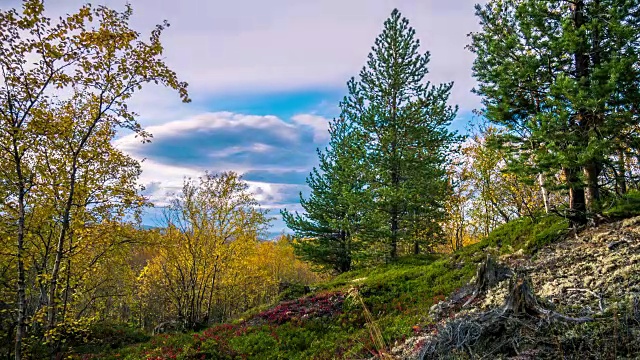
<box><xmin>477</xmin><ymin>214</ymin><xmax>569</xmax><ymax>254</ymax></box>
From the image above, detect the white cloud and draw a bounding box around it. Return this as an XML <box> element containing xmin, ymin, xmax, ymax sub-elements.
<box><xmin>113</xmin><ymin>111</ymin><xmax>323</xmax><ymax>230</ymax></box>
<box><xmin>114</xmin><ymin>111</ymin><xmax>302</xmax><ymax>157</ymax></box>
<box><xmin>291</xmin><ymin>114</ymin><xmax>331</xmax><ymax>142</ymax></box>
<box><xmin>135</xmin><ymin>159</ymin><xmax>305</xmax><ymax>215</ymax></box>
<box><xmin>245</xmin><ymin>181</ymin><xmax>307</xmax><ymax>206</ymax></box>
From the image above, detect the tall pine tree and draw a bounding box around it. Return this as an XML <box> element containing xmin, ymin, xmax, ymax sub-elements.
<box><xmin>469</xmin><ymin>0</ymin><xmax>640</xmax><ymax>222</ymax></box>
<box><xmin>281</xmin><ymin>117</ymin><xmax>369</xmax><ymax>273</ymax></box>
<box><xmin>342</xmin><ymin>9</ymin><xmax>460</xmax><ymax>260</ymax></box>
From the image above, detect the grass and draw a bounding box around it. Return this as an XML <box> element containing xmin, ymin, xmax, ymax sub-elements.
<box><xmin>72</xmin><ymin>214</ymin><xmax>595</xmax><ymax>360</ymax></box>
<box><xmin>456</xmin><ymin>213</ymin><xmax>569</xmax><ymax>256</ymax></box>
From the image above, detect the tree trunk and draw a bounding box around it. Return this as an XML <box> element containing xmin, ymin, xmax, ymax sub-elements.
<box><xmin>564</xmin><ymin>167</ymin><xmax>587</xmax><ymax>225</ymax></box>
<box><xmin>61</xmin><ymin>236</ymin><xmax>74</xmax><ymax>323</ymax></box>
<box><xmin>538</xmin><ymin>173</ymin><xmax>550</xmax><ymax>214</ymax></box>
<box><xmin>616</xmin><ymin>149</ymin><xmax>627</xmax><ymax>195</ymax></box>
<box><xmin>455</xmin><ymin>225</ymin><xmax>463</xmax><ymax>252</ymax></box>
<box><xmin>47</xmin><ymin>165</ymin><xmax>78</xmax><ymax>350</ymax></box>
<box><xmin>390</xmin><ymin>159</ymin><xmax>399</xmax><ymax>260</ymax></box>
<box><xmin>15</xmin><ymin>190</ymin><xmax>26</xmax><ymax>360</ymax></box>
<box><xmin>413</xmin><ymin>241</ymin><xmax>420</xmax><ymax>255</ymax></box>
<box><xmin>572</xmin><ymin>0</ymin><xmax>600</xmax><ymax>214</ymax></box>
<box><xmin>12</xmin><ymin>134</ymin><xmax>27</xmax><ymax>360</ymax></box>
<box><xmin>206</xmin><ymin>260</ymin><xmax>218</xmax><ymax>323</ymax></box>
<box><xmin>389</xmin><ymin>87</ymin><xmax>399</xmax><ymax>261</ymax></box>
<box><xmin>570</xmin><ymin>0</ymin><xmax>589</xmax><ymax>218</ymax></box>
<box><xmin>583</xmin><ymin>162</ymin><xmax>600</xmax><ymax>211</ymax></box>
<box><xmin>390</xmin><ymin>208</ymin><xmax>398</xmax><ymax>260</ymax></box>
<box><xmin>585</xmin><ymin>0</ymin><xmax>605</xmax><ymax>205</ymax></box>
<box><xmin>340</xmin><ymin>230</ymin><xmax>351</xmax><ymax>273</ymax></box>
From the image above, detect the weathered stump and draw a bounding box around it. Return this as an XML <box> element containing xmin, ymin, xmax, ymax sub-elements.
<box><xmin>499</xmin><ymin>271</ymin><xmax>591</xmax><ymax>322</ymax></box>
<box><xmin>502</xmin><ymin>272</ymin><xmax>542</xmax><ymax>316</ymax></box>
<box><xmin>419</xmin><ymin>261</ymin><xmax>593</xmax><ymax>360</ymax></box>
<box><xmin>464</xmin><ymin>254</ymin><xmax>513</xmax><ymax>307</ymax></box>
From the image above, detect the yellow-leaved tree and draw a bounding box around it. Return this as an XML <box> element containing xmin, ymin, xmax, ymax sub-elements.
<box><xmin>138</xmin><ymin>172</ymin><xmax>270</xmax><ymax>330</ymax></box>
<box><xmin>0</xmin><ymin>1</ymin><xmax>188</xmax><ymax>358</ymax></box>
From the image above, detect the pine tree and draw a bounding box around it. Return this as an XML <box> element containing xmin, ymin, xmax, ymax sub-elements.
<box><xmin>342</xmin><ymin>9</ymin><xmax>460</xmax><ymax>260</ymax></box>
<box><xmin>281</xmin><ymin>117</ymin><xmax>369</xmax><ymax>273</ymax></box>
<box><xmin>469</xmin><ymin>0</ymin><xmax>640</xmax><ymax>222</ymax></box>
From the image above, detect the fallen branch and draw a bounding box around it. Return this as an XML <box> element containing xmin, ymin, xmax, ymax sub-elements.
<box><xmin>567</xmin><ymin>288</ymin><xmax>606</xmax><ymax>313</ymax></box>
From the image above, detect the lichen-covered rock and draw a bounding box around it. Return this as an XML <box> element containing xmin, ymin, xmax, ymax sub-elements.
<box><xmin>531</xmin><ymin>218</ymin><xmax>640</xmax><ymax>312</ymax></box>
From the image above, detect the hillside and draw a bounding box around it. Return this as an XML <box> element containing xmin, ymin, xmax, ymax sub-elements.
<box><xmin>74</xmin><ymin>210</ymin><xmax>640</xmax><ymax>359</ymax></box>
<box><xmin>394</xmin><ymin>215</ymin><xmax>640</xmax><ymax>359</ymax></box>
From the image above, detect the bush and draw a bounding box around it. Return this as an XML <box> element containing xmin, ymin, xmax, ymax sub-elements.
<box><xmin>78</xmin><ymin>214</ymin><xmax>578</xmax><ymax>360</ymax></box>
<box><xmin>277</xmin><ymin>282</ymin><xmax>310</xmax><ymax>302</ymax></box>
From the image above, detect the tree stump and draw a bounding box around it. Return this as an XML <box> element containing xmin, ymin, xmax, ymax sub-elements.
<box><xmin>500</xmin><ymin>272</ymin><xmax>591</xmax><ymax>322</ymax></box>
<box><xmin>502</xmin><ymin>272</ymin><xmax>542</xmax><ymax>316</ymax></box>
<box><xmin>464</xmin><ymin>254</ymin><xmax>513</xmax><ymax>307</ymax></box>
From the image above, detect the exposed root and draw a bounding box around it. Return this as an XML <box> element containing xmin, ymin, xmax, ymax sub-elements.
<box><xmin>418</xmin><ymin>272</ymin><xmax>593</xmax><ymax>359</ymax></box>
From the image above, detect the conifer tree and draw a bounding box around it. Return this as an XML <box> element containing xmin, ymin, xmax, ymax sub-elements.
<box><xmin>281</xmin><ymin>117</ymin><xmax>369</xmax><ymax>273</ymax></box>
<box><xmin>342</xmin><ymin>9</ymin><xmax>460</xmax><ymax>259</ymax></box>
<box><xmin>469</xmin><ymin>0</ymin><xmax>640</xmax><ymax>221</ymax></box>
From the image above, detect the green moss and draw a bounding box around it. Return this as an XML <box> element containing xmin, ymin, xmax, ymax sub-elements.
<box><xmin>528</xmin><ymin>215</ymin><xmax>570</xmax><ymax>251</ymax></box>
<box><xmin>478</xmin><ymin>214</ymin><xmax>568</xmax><ymax>255</ymax></box>
<box><xmin>603</xmin><ymin>190</ymin><xmax>640</xmax><ymax>219</ymax></box>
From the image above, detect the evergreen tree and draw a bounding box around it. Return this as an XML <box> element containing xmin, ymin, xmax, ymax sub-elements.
<box><xmin>281</xmin><ymin>117</ymin><xmax>368</xmax><ymax>273</ymax></box>
<box><xmin>469</xmin><ymin>0</ymin><xmax>640</xmax><ymax>222</ymax></box>
<box><xmin>342</xmin><ymin>9</ymin><xmax>460</xmax><ymax>260</ymax></box>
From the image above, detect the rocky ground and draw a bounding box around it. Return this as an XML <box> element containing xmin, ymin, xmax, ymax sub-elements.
<box><xmin>392</xmin><ymin>216</ymin><xmax>640</xmax><ymax>360</ymax></box>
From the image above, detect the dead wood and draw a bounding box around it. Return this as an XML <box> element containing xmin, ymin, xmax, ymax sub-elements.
<box><xmin>420</xmin><ymin>269</ymin><xmax>593</xmax><ymax>359</ymax></box>
<box><xmin>463</xmin><ymin>254</ymin><xmax>513</xmax><ymax>307</ymax></box>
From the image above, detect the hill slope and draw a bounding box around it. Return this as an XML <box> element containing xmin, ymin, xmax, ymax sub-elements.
<box><xmin>394</xmin><ymin>216</ymin><xmax>640</xmax><ymax>359</ymax></box>
<box><xmin>79</xmin><ymin>215</ymin><xmax>640</xmax><ymax>359</ymax></box>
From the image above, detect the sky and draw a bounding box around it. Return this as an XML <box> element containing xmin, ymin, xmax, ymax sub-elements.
<box><xmin>2</xmin><ymin>0</ymin><xmax>486</xmax><ymax>236</ymax></box>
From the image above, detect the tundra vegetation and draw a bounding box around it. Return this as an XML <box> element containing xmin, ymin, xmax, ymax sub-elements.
<box><xmin>1</xmin><ymin>1</ymin><xmax>639</xmax><ymax>359</ymax></box>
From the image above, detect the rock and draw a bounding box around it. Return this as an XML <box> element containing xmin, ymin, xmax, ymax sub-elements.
<box><xmin>152</xmin><ymin>320</ymin><xmax>184</xmax><ymax>335</ymax></box>
<box><xmin>607</xmin><ymin>240</ymin><xmax>628</xmax><ymax>251</ymax></box>
<box><xmin>622</xmin><ymin>216</ymin><xmax>640</xmax><ymax>228</ymax></box>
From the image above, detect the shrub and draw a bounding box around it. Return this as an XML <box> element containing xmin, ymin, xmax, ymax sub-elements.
<box><xmin>79</xmin><ymin>214</ymin><xmax>580</xmax><ymax>360</ymax></box>
<box><xmin>277</xmin><ymin>282</ymin><xmax>310</xmax><ymax>302</ymax></box>
<box><xmin>257</xmin><ymin>292</ymin><xmax>345</xmax><ymax>324</ymax></box>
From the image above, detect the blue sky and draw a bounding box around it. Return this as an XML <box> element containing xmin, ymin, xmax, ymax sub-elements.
<box><xmin>13</xmin><ymin>0</ymin><xmax>485</xmax><ymax>236</ymax></box>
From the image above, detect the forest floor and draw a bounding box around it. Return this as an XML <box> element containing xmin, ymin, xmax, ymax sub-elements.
<box><xmin>76</xmin><ymin>198</ymin><xmax>640</xmax><ymax>359</ymax></box>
